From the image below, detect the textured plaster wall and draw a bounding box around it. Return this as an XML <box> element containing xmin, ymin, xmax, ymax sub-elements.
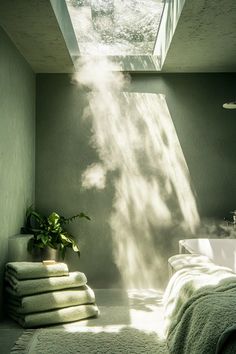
<box><xmin>36</xmin><ymin>73</ymin><xmax>236</xmax><ymax>289</ymax></box>
<box><xmin>129</xmin><ymin>74</ymin><xmax>236</xmax><ymax>217</ymax></box>
<box><xmin>162</xmin><ymin>0</ymin><xmax>236</xmax><ymax>72</ymax></box>
<box><xmin>0</xmin><ymin>27</ymin><xmax>35</xmax><ymax>317</ymax></box>
<box><xmin>0</xmin><ymin>0</ymin><xmax>77</xmax><ymax>73</ymax></box>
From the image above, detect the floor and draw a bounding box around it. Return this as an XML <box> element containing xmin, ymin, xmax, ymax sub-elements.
<box><xmin>0</xmin><ymin>289</ymin><xmax>166</xmax><ymax>354</ymax></box>
<box><xmin>0</xmin><ymin>319</ymin><xmax>23</xmax><ymax>354</ymax></box>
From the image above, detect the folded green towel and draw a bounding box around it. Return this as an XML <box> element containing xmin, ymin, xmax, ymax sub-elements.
<box><xmin>7</xmin><ymin>285</ymin><xmax>95</xmax><ymax>313</ymax></box>
<box><xmin>167</xmin><ymin>278</ymin><xmax>236</xmax><ymax>354</ymax></box>
<box><xmin>5</xmin><ymin>272</ymin><xmax>87</xmax><ymax>296</ymax></box>
<box><xmin>164</xmin><ymin>262</ymin><xmax>236</xmax><ymax>353</ymax></box>
<box><xmin>6</xmin><ymin>262</ymin><xmax>69</xmax><ymax>279</ymax></box>
<box><xmin>164</xmin><ymin>262</ymin><xmax>236</xmax><ymax>336</ymax></box>
<box><xmin>8</xmin><ymin>304</ymin><xmax>99</xmax><ymax>328</ymax></box>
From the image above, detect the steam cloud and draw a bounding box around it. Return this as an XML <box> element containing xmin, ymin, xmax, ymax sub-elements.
<box><xmin>73</xmin><ymin>56</ymin><xmax>200</xmax><ymax>289</ymax></box>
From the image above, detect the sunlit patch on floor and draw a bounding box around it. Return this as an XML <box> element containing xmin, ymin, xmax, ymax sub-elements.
<box><xmin>61</xmin><ymin>289</ymin><xmax>165</xmax><ymax>340</ymax></box>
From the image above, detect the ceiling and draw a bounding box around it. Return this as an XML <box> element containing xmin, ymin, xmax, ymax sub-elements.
<box><xmin>0</xmin><ymin>0</ymin><xmax>235</xmax><ymax>73</ymax></box>
<box><xmin>162</xmin><ymin>0</ymin><xmax>236</xmax><ymax>72</ymax></box>
<box><xmin>0</xmin><ymin>0</ymin><xmax>79</xmax><ymax>73</ymax></box>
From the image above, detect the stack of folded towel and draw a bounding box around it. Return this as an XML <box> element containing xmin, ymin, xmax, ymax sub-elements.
<box><xmin>5</xmin><ymin>262</ymin><xmax>99</xmax><ymax>328</ymax></box>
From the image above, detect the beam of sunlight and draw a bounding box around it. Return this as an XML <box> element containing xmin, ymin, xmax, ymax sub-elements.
<box><xmin>73</xmin><ymin>57</ymin><xmax>200</xmax><ymax>289</ymax></box>
<box><xmin>127</xmin><ymin>289</ymin><xmax>165</xmax><ymax>337</ymax></box>
<box><xmin>81</xmin><ymin>162</ymin><xmax>107</xmax><ymax>190</ymax></box>
<box><xmin>62</xmin><ymin>289</ymin><xmax>165</xmax><ymax>340</ymax></box>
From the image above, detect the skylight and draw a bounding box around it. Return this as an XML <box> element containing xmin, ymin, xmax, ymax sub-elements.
<box><xmin>66</xmin><ymin>0</ymin><xmax>165</xmax><ymax>56</ymax></box>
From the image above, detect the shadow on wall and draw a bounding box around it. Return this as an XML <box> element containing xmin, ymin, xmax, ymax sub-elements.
<box><xmin>72</xmin><ymin>57</ymin><xmax>200</xmax><ymax>290</ymax></box>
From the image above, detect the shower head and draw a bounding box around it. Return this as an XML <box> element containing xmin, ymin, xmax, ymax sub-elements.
<box><xmin>222</xmin><ymin>101</ymin><xmax>236</xmax><ymax>109</ymax></box>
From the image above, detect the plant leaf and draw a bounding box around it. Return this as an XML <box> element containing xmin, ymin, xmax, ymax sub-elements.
<box><xmin>48</xmin><ymin>212</ymin><xmax>60</xmax><ymax>225</ymax></box>
<box><xmin>60</xmin><ymin>212</ymin><xmax>91</xmax><ymax>224</ymax></box>
<box><xmin>72</xmin><ymin>242</ymin><xmax>80</xmax><ymax>252</ymax></box>
<box><xmin>78</xmin><ymin>212</ymin><xmax>91</xmax><ymax>221</ymax></box>
<box><xmin>60</xmin><ymin>233</ymin><xmax>73</xmax><ymax>244</ymax></box>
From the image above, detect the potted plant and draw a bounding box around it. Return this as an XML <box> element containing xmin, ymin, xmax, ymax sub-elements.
<box><xmin>21</xmin><ymin>206</ymin><xmax>90</xmax><ymax>260</ymax></box>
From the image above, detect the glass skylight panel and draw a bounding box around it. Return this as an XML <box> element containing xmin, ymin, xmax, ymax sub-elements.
<box><xmin>66</xmin><ymin>0</ymin><xmax>164</xmax><ymax>55</ymax></box>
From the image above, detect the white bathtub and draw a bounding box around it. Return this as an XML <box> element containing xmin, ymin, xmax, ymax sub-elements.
<box><xmin>179</xmin><ymin>238</ymin><xmax>236</xmax><ymax>273</ymax></box>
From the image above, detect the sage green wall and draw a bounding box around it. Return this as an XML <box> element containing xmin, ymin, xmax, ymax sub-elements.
<box><xmin>36</xmin><ymin>73</ymin><xmax>236</xmax><ymax>288</ymax></box>
<box><xmin>130</xmin><ymin>74</ymin><xmax>236</xmax><ymax>218</ymax></box>
<box><xmin>0</xmin><ymin>27</ymin><xmax>35</xmax><ymax>317</ymax></box>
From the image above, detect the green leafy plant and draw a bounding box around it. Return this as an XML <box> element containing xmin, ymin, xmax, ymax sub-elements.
<box><xmin>21</xmin><ymin>206</ymin><xmax>90</xmax><ymax>259</ymax></box>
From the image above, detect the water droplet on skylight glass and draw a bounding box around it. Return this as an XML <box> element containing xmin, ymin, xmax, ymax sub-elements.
<box><xmin>66</xmin><ymin>0</ymin><xmax>164</xmax><ymax>55</ymax></box>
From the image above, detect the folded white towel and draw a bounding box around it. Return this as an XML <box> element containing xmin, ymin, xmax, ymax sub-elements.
<box><xmin>9</xmin><ymin>304</ymin><xmax>99</xmax><ymax>328</ymax></box>
<box><xmin>168</xmin><ymin>254</ymin><xmax>213</xmax><ymax>273</ymax></box>
<box><xmin>6</xmin><ymin>262</ymin><xmax>69</xmax><ymax>280</ymax></box>
<box><xmin>5</xmin><ymin>271</ymin><xmax>87</xmax><ymax>296</ymax></box>
<box><xmin>7</xmin><ymin>285</ymin><xmax>95</xmax><ymax>313</ymax></box>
